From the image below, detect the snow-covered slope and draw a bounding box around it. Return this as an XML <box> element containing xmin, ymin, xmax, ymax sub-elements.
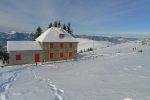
<box><xmin>75</xmin><ymin>35</ymin><xmax>138</xmax><ymax>43</ymax></box>
<box><xmin>0</xmin><ymin>40</ymin><xmax>150</xmax><ymax>100</ymax></box>
<box><xmin>76</xmin><ymin>38</ymin><xmax>113</xmax><ymax>52</ymax></box>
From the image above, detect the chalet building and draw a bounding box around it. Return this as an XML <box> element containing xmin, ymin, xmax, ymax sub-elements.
<box><xmin>7</xmin><ymin>27</ymin><xmax>78</xmax><ymax>65</ymax></box>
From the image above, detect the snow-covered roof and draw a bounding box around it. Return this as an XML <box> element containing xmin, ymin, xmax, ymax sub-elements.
<box><xmin>35</xmin><ymin>27</ymin><xmax>78</xmax><ymax>42</ymax></box>
<box><xmin>7</xmin><ymin>41</ymin><xmax>43</xmax><ymax>52</ymax></box>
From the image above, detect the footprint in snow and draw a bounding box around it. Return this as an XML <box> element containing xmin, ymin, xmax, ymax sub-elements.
<box><xmin>133</xmin><ymin>65</ymin><xmax>143</xmax><ymax>71</ymax></box>
<box><xmin>54</xmin><ymin>89</ymin><xmax>64</xmax><ymax>100</ymax></box>
<box><xmin>123</xmin><ymin>97</ymin><xmax>132</xmax><ymax>100</ymax></box>
<box><xmin>49</xmin><ymin>84</ymin><xmax>57</xmax><ymax>93</ymax></box>
<box><xmin>137</xmin><ymin>65</ymin><xmax>143</xmax><ymax>69</ymax></box>
<box><xmin>46</xmin><ymin>79</ymin><xmax>64</xmax><ymax>100</ymax></box>
<box><xmin>123</xmin><ymin>67</ymin><xmax>129</xmax><ymax>71</ymax></box>
<box><xmin>54</xmin><ymin>94</ymin><xmax>63</xmax><ymax>100</ymax></box>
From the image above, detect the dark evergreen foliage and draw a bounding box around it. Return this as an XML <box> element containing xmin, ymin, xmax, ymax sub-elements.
<box><xmin>58</xmin><ymin>20</ymin><xmax>61</xmax><ymax>28</ymax></box>
<box><xmin>66</xmin><ymin>22</ymin><xmax>73</xmax><ymax>35</ymax></box>
<box><xmin>3</xmin><ymin>51</ymin><xmax>9</xmax><ymax>60</ymax></box>
<box><xmin>0</xmin><ymin>50</ymin><xmax>9</xmax><ymax>60</ymax></box>
<box><xmin>47</xmin><ymin>20</ymin><xmax>74</xmax><ymax>35</ymax></box>
<box><xmin>63</xmin><ymin>24</ymin><xmax>67</xmax><ymax>31</ymax></box>
<box><xmin>33</xmin><ymin>26</ymin><xmax>42</xmax><ymax>40</ymax></box>
<box><xmin>48</xmin><ymin>22</ymin><xmax>53</xmax><ymax>28</ymax></box>
<box><xmin>0</xmin><ymin>50</ymin><xmax>3</xmax><ymax>57</ymax></box>
<box><xmin>53</xmin><ymin>21</ymin><xmax>58</xmax><ymax>27</ymax></box>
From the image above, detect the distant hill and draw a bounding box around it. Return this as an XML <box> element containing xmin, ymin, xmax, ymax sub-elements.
<box><xmin>0</xmin><ymin>32</ymin><xmax>138</xmax><ymax>50</ymax></box>
<box><xmin>0</xmin><ymin>31</ymin><xmax>34</xmax><ymax>49</ymax></box>
<box><xmin>74</xmin><ymin>35</ymin><xmax>138</xmax><ymax>44</ymax></box>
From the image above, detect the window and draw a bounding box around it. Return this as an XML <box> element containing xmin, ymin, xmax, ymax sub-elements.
<box><xmin>60</xmin><ymin>43</ymin><xmax>64</xmax><ymax>48</ymax></box>
<box><xmin>16</xmin><ymin>54</ymin><xmax>21</xmax><ymax>60</ymax></box>
<box><xmin>50</xmin><ymin>43</ymin><xmax>54</xmax><ymax>48</ymax></box>
<box><xmin>69</xmin><ymin>43</ymin><xmax>73</xmax><ymax>48</ymax></box>
<box><xmin>60</xmin><ymin>52</ymin><xmax>63</xmax><ymax>58</ymax></box>
<box><xmin>68</xmin><ymin>52</ymin><xmax>73</xmax><ymax>57</ymax></box>
<box><xmin>50</xmin><ymin>53</ymin><xmax>54</xmax><ymax>59</ymax></box>
<box><xmin>59</xmin><ymin>34</ymin><xmax>64</xmax><ymax>38</ymax></box>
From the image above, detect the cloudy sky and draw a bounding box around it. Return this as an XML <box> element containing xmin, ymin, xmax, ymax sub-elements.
<box><xmin>0</xmin><ymin>0</ymin><xmax>150</xmax><ymax>34</ymax></box>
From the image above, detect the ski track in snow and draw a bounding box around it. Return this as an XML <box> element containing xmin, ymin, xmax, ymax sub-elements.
<box><xmin>0</xmin><ymin>71</ymin><xmax>17</xmax><ymax>100</ymax></box>
<box><xmin>0</xmin><ymin>66</ymin><xmax>31</xmax><ymax>100</ymax></box>
<box><xmin>0</xmin><ymin>63</ymin><xmax>65</xmax><ymax>100</ymax></box>
<box><xmin>29</xmin><ymin>65</ymin><xmax>65</xmax><ymax>100</ymax></box>
<box><xmin>0</xmin><ymin>65</ymin><xmax>64</xmax><ymax>100</ymax></box>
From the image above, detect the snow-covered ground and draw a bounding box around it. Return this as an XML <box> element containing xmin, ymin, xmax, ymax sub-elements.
<box><xmin>0</xmin><ymin>60</ymin><xmax>2</xmax><ymax>66</ymax></box>
<box><xmin>76</xmin><ymin>38</ymin><xmax>112</xmax><ymax>52</ymax></box>
<box><xmin>0</xmin><ymin>39</ymin><xmax>150</xmax><ymax>100</ymax></box>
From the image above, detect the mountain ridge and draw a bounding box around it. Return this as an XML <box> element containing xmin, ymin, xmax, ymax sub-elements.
<box><xmin>0</xmin><ymin>31</ymin><xmax>138</xmax><ymax>49</ymax></box>
<box><xmin>0</xmin><ymin>31</ymin><xmax>34</xmax><ymax>49</ymax></box>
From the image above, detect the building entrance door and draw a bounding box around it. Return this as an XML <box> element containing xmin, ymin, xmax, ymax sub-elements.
<box><xmin>34</xmin><ymin>53</ymin><xmax>40</xmax><ymax>62</ymax></box>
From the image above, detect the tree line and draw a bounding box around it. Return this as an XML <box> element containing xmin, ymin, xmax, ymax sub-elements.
<box><xmin>34</xmin><ymin>21</ymin><xmax>73</xmax><ymax>40</ymax></box>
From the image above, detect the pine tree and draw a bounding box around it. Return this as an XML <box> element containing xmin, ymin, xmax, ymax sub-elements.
<box><xmin>67</xmin><ymin>22</ymin><xmax>71</xmax><ymax>34</ymax></box>
<box><xmin>53</xmin><ymin>21</ymin><xmax>58</xmax><ymax>27</ymax></box>
<box><xmin>33</xmin><ymin>26</ymin><xmax>42</xmax><ymax>40</ymax></box>
<box><xmin>67</xmin><ymin>22</ymin><xmax>71</xmax><ymax>28</ymax></box>
<box><xmin>0</xmin><ymin>50</ymin><xmax>3</xmax><ymax>56</ymax></box>
<box><xmin>3</xmin><ymin>51</ymin><xmax>9</xmax><ymax>60</ymax></box>
<box><xmin>48</xmin><ymin>22</ymin><xmax>53</xmax><ymax>28</ymax></box>
<box><xmin>58</xmin><ymin>20</ymin><xmax>61</xmax><ymax>28</ymax></box>
<box><xmin>69</xmin><ymin>29</ymin><xmax>73</xmax><ymax>35</ymax></box>
<box><xmin>67</xmin><ymin>22</ymin><xmax>73</xmax><ymax>35</ymax></box>
<box><xmin>63</xmin><ymin>24</ymin><xmax>67</xmax><ymax>31</ymax></box>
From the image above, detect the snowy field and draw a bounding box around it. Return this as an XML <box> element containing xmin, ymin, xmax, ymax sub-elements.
<box><xmin>76</xmin><ymin>38</ymin><xmax>113</xmax><ymax>52</ymax></box>
<box><xmin>0</xmin><ymin>39</ymin><xmax>150</xmax><ymax>100</ymax></box>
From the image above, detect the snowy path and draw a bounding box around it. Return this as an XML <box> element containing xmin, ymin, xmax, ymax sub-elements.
<box><xmin>0</xmin><ymin>64</ymin><xmax>66</xmax><ymax>100</ymax></box>
<box><xmin>0</xmin><ymin>66</ymin><xmax>28</xmax><ymax>100</ymax></box>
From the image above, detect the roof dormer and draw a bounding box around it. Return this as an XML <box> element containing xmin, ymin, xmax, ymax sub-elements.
<box><xmin>59</xmin><ymin>33</ymin><xmax>64</xmax><ymax>39</ymax></box>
